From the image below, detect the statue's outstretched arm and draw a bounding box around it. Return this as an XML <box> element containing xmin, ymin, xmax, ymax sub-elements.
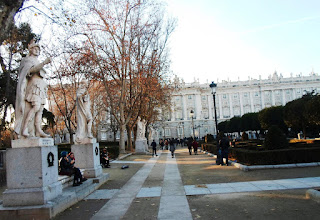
<box><xmin>29</xmin><ymin>57</ymin><xmax>51</xmax><ymax>75</ymax></box>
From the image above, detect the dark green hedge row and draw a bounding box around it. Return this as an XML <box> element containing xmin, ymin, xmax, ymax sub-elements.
<box><xmin>229</xmin><ymin>147</ymin><xmax>320</xmax><ymax>165</ymax></box>
<box><xmin>99</xmin><ymin>142</ymin><xmax>120</xmax><ymax>159</ymax></box>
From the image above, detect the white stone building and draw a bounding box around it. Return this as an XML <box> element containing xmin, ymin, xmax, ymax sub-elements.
<box><xmin>158</xmin><ymin>72</ymin><xmax>320</xmax><ymax>139</ymax></box>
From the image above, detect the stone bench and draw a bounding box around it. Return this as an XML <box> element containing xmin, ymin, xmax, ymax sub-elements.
<box><xmin>58</xmin><ymin>169</ymin><xmax>85</xmax><ymax>188</ymax></box>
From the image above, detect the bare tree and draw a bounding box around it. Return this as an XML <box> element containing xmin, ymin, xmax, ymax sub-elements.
<box><xmin>79</xmin><ymin>0</ymin><xmax>175</xmax><ymax>153</ymax></box>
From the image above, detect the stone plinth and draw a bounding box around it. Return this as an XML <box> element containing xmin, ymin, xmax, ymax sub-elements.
<box><xmin>3</xmin><ymin>145</ymin><xmax>62</xmax><ymax>206</ymax></box>
<box><xmin>71</xmin><ymin>142</ymin><xmax>102</xmax><ymax>178</ymax></box>
<box><xmin>11</xmin><ymin>137</ymin><xmax>54</xmax><ymax>148</ymax></box>
<box><xmin>74</xmin><ymin>137</ymin><xmax>96</xmax><ymax>145</ymax></box>
<box><xmin>135</xmin><ymin>139</ymin><xmax>148</xmax><ymax>154</ymax></box>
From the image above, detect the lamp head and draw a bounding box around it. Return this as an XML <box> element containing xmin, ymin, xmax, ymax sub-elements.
<box><xmin>209</xmin><ymin>81</ymin><xmax>217</xmax><ymax>94</ymax></box>
<box><xmin>190</xmin><ymin>110</ymin><xmax>194</xmax><ymax>117</ymax></box>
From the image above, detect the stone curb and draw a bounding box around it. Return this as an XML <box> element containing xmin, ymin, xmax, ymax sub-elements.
<box><xmin>306</xmin><ymin>189</ymin><xmax>320</xmax><ymax>203</ymax></box>
<box><xmin>201</xmin><ymin>150</ymin><xmax>320</xmax><ymax>171</ymax></box>
<box><xmin>0</xmin><ymin>173</ymin><xmax>109</xmax><ymax>219</ymax></box>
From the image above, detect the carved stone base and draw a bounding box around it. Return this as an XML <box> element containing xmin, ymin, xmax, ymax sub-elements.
<box><xmin>135</xmin><ymin>139</ymin><xmax>148</xmax><ymax>154</ymax></box>
<box><xmin>11</xmin><ymin>137</ymin><xmax>54</xmax><ymax>148</ymax></box>
<box><xmin>74</xmin><ymin>137</ymin><xmax>97</xmax><ymax>145</ymax></box>
<box><xmin>3</xmin><ymin>145</ymin><xmax>62</xmax><ymax>206</ymax></box>
<box><xmin>71</xmin><ymin>143</ymin><xmax>102</xmax><ymax>178</ymax></box>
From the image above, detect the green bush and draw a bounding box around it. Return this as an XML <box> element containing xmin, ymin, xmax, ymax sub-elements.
<box><xmin>229</xmin><ymin>147</ymin><xmax>320</xmax><ymax>165</ymax></box>
<box><xmin>201</xmin><ymin>142</ymin><xmax>218</xmax><ymax>154</ymax></box>
<box><xmin>99</xmin><ymin>142</ymin><xmax>119</xmax><ymax>159</ymax></box>
<box><xmin>264</xmin><ymin>125</ymin><xmax>288</xmax><ymax>150</ymax></box>
<box><xmin>241</xmin><ymin>132</ymin><xmax>248</xmax><ymax>141</ymax></box>
<box><xmin>206</xmin><ymin>134</ymin><xmax>214</xmax><ymax>142</ymax></box>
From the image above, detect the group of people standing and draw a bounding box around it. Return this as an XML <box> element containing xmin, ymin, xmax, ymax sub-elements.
<box><xmin>154</xmin><ymin>138</ymin><xmax>179</xmax><ymax>158</ymax></box>
<box><xmin>152</xmin><ymin>133</ymin><xmax>230</xmax><ymax>165</ymax></box>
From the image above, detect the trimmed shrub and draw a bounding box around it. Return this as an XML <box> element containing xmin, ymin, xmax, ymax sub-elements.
<box><xmin>229</xmin><ymin>147</ymin><xmax>320</xmax><ymax>165</ymax></box>
<box><xmin>206</xmin><ymin>134</ymin><xmax>214</xmax><ymax>142</ymax></box>
<box><xmin>264</xmin><ymin>125</ymin><xmax>288</xmax><ymax>150</ymax></box>
<box><xmin>99</xmin><ymin>142</ymin><xmax>119</xmax><ymax>159</ymax></box>
<box><xmin>241</xmin><ymin>132</ymin><xmax>248</xmax><ymax>141</ymax></box>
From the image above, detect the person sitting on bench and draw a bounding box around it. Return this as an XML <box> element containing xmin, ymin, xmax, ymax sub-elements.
<box><xmin>100</xmin><ymin>148</ymin><xmax>110</xmax><ymax>168</ymax></box>
<box><xmin>68</xmin><ymin>152</ymin><xmax>87</xmax><ymax>184</ymax></box>
<box><xmin>59</xmin><ymin>151</ymin><xmax>82</xmax><ymax>186</ymax></box>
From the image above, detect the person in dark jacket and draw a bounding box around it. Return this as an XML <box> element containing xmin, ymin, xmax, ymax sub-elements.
<box><xmin>59</xmin><ymin>151</ymin><xmax>81</xmax><ymax>186</ymax></box>
<box><xmin>67</xmin><ymin>152</ymin><xmax>87</xmax><ymax>185</ymax></box>
<box><xmin>151</xmin><ymin>140</ymin><xmax>158</xmax><ymax>157</ymax></box>
<box><xmin>187</xmin><ymin>138</ymin><xmax>193</xmax><ymax>155</ymax></box>
<box><xmin>159</xmin><ymin>139</ymin><xmax>165</xmax><ymax>150</ymax></box>
<box><xmin>169</xmin><ymin>138</ymin><xmax>176</xmax><ymax>158</ymax></box>
<box><xmin>219</xmin><ymin>135</ymin><xmax>230</xmax><ymax>166</ymax></box>
<box><xmin>100</xmin><ymin>148</ymin><xmax>110</xmax><ymax>168</ymax></box>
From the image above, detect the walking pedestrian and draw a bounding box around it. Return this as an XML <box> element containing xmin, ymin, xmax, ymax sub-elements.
<box><xmin>192</xmin><ymin>139</ymin><xmax>199</xmax><ymax>155</ymax></box>
<box><xmin>187</xmin><ymin>138</ymin><xmax>193</xmax><ymax>155</ymax></box>
<box><xmin>169</xmin><ymin>138</ymin><xmax>176</xmax><ymax>158</ymax></box>
<box><xmin>219</xmin><ymin>134</ymin><xmax>230</xmax><ymax>166</ymax></box>
<box><xmin>160</xmin><ymin>139</ymin><xmax>164</xmax><ymax>150</ymax></box>
<box><xmin>151</xmin><ymin>140</ymin><xmax>158</xmax><ymax>157</ymax></box>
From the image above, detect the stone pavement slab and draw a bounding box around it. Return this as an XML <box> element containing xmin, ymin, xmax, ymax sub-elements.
<box><xmin>273</xmin><ymin>179</ymin><xmax>311</xmax><ymax>189</ymax></box>
<box><xmin>85</xmin><ymin>189</ymin><xmax>119</xmax><ymax>200</ymax></box>
<box><xmin>91</xmin><ymin>152</ymin><xmax>161</xmax><ymax>219</ymax></box>
<box><xmin>158</xmin><ymin>152</ymin><xmax>192</xmax><ymax>220</ymax></box>
<box><xmin>136</xmin><ymin>187</ymin><xmax>162</xmax><ymax>198</ymax></box>
<box><xmin>250</xmin><ymin>180</ymin><xmax>289</xmax><ymax>190</ymax></box>
<box><xmin>294</xmin><ymin>177</ymin><xmax>320</xmax><ymax>187</ymax></box>
<box><xmin>184</xmin><ymin>185</ymin><xmax>211</xmax><ymax>195</ymax></box>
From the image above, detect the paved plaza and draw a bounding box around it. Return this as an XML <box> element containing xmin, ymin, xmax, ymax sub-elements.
<box><xmin>53</xmin><ymin>147</ymin><xmax>320</xmax><ymax>220</ymax></box>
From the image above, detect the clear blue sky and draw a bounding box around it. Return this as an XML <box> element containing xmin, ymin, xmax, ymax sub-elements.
<box><xmin>165</xmin><ymin>0</ymin><xmax>320</xmax><ymax>83</ymax></box>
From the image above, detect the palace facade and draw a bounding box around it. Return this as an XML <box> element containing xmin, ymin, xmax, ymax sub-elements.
<box><xmin>155</xmin><ymin>72</ymin><xmax>320</xmax><ymax>140</ymax></box>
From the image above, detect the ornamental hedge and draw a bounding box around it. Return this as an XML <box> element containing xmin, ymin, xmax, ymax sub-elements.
<box><xmin>229</xmin><ymin>147</ymin><xmax>320</xmax><ymax>165</ymax></box>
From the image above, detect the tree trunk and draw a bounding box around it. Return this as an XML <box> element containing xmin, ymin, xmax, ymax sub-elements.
<box><xmin>113</xmin><ymin>131</ymin><xmax>117</xmax><ymax>142</ymax></box>
<box><xmin>119</xmin><ymin>124</ymin><xmax>126</xmax><ymax>153</ymax></box>
<box><xmin>126</xmin><ymin>125</ymin><xmax>133</xmax><ymax>152</ymax></box>
<box><xmin>0</xmin><ymin>0</ymin><xmax>25</xmax><ymax>44</ymax></box>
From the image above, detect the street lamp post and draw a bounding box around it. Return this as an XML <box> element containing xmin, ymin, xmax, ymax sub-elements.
<box><xmin>190</xmin><ymin>110</ymin><xmax>195</xmax><ymax>139</ymax></box>
<box><xmin>209</xmin><ymin>81</ymin><xmax>218</xmax><ymax>137</ymax></box>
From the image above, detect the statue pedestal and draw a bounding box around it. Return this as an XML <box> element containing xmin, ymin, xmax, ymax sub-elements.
<box><xmin>135</xmin><ymin>139</ymin><xmax>148</xmax><ymax>154</ymax></box>
<box><xmin>11</xmin><ymin>137</ymin><xmax>54</xmax><ymax>148</ymax></box>
<box><xmin>3</xmin><ymin>140</ymin><xmax>62</xmax><ymax>206</ymax></box>
<box><xmin>71</xmin><ymin>142</ymin><xmax>102</xmax><ymax>178</ymax></box>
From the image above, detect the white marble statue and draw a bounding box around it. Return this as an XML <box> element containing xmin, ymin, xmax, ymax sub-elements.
<box><xmin>75</xmin><ymin>81</ymin><xmax>93</xmax><ymax>143</ymax></box>
<box><xmin>14</xmin><ymin>40</ymin><xmax>51</xmax><ymax>138</ymax></box>
<box><xmin>148</xmin><ymin>127</ymin><xmax>155</xmax><ymax>141</ymax></box>
<box><xmin>136</xmin><ymin>117</ymin><xmax>147</xmax><ymax>140</ymax></box>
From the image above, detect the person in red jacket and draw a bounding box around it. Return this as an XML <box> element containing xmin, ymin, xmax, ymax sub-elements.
<box><xmin>192</xmin><ymin>139</ymin><xmax>199</xmax><ymax>155</ymax></box>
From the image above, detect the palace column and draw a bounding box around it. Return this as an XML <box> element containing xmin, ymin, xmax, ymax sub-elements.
<box><xmin>282</xmin><ymin>89</ymin><xmax>286</xmax><ymax>105</ymax></box>
<box><xmin>208</xmin><ymin>94</ymin><xmax>213</xmax><ymax>119</ymax></box>
<box><xmin>195</xmin><ymin>94</ymin><xmax>202</xmax><ymax>119</ymax></box>
<box><xmin>261</xmin><ymin>90</ymin><xmax>265</xmax><ymax>109</ymax></box>
<box><xmin>182</xmin><ymin>95</ymin><xmax>188</xmax><ymax>120</ymax></box>
<box><xmin>218</xmin><ymin>94</ymin><xmax>223</xmax><ymax>119</ymax></box>
<box><xmin>249</xmin><ymin>91</ymin><xmax>254</xmax><ymax>112</ymax></box>
<box><xmin>239</xmin><ymin>92</ymin><xmax>244</xmax><ymax>116</ymax></box>
<box><xmin>271</xmin><ymin>90</ymin><xmax>276</xmax><ymax>105</ymax></box>
<box><xmin>229</xmin><ymin>93</ymin><xmax>234</xmax><ymax>118</ymax></box>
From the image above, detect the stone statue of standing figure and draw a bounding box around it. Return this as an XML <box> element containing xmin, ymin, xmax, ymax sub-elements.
<box><xmin>75</xmin><ymin>80</ymin><xmax>93</xmax><ymax>144</ymax></box>
<box><xmin>136</xmin><ymin>117</ymin><xmax>147</xmax><ymax>140</ymax></box>
<box><xmin>14</xmin><ymin>40</ymin><xmax>51</xmax><ymax>138</ymax></box>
